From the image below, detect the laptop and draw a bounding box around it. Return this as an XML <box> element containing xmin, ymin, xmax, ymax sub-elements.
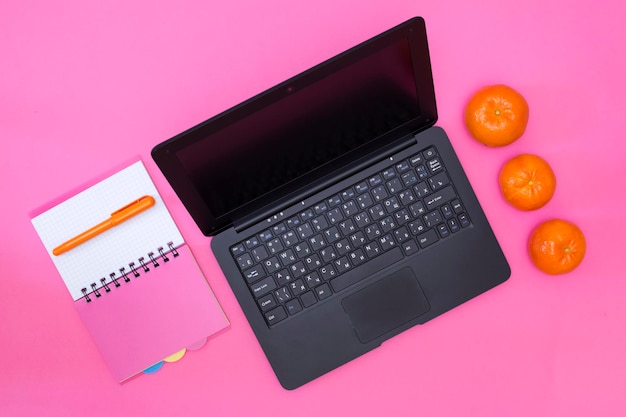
<box><xmin>151</xmin><ymin>16</ymin><xmax>510</xmax><ymax>389</ymax></box>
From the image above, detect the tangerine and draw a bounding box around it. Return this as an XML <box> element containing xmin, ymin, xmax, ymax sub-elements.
<box><xmin>499</xmin><ymin>154</ymin><xmax>556</xmax><ymax>211</ymax></box>
<box><xmin>465</xmin><ymin>84</ymin><xmax>529</xmax><ymax>147</ymax></box>
<box><xmin>528</xmin><ymin>219</ymin><xmax>586</xmax><ymax>275</ymax></box>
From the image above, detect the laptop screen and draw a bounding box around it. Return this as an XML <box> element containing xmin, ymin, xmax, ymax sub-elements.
<box><xmin>152</xmin><ymin>17</ymin><xmax>436</xmax><ymax>235</ymax></box>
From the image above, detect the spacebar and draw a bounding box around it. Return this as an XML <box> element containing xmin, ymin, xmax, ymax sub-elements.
<box><xmin>330</xmin><ymin>247</ymin><xmax>403</xmax><ymax>293</ymax></box>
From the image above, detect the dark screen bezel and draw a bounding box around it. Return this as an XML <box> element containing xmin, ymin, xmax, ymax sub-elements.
<box><xmin>151</xmin><ymin>17</ymin><xmax>437</xmax><ymax>236</ymax></box>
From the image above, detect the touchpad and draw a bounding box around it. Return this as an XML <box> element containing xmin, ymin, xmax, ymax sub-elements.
<box><xmin>342</xmin><ymin>267</ymin><xmax>430</xmax><ymax>344</ymax></box>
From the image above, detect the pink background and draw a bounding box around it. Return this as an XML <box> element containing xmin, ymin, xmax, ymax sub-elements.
<box><xmin>2</xmin><ymin>0</ymin><xmax>625</xmax><ymax>416</ymax></box>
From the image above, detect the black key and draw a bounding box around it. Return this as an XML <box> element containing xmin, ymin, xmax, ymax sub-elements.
<box><xmin>273</xmin><ymin>222</ymin><xmax>287</xmax><ymax>235</ymax></box>
<box><xmin>333</xmin><ymin>256</ymin><xmax>352</xmax><ymax>274</ymax></box>
<box><xmin>371</xmin><ymin>185</ymin><xmax>388</xmax><ymax>202</ymax></box>
<box><xmin>319</xmin><ymin>264</ymin><xmax>337</xmax><ymax>280</ymax></box>
<box><xmin>383</xmin><ymin>196</ymin><xmax>400</xmax><ymax>214</ymax></box>
<box><xmin>278</xmin><ymin>249</ymin><xmax>297</xmax><ymax>266</ymax></box>
<box><xmin>459</xmin><ymin>213</ymin><xmax>471</xmax><ymax>227</ymax></box>
<box><xmin>354</xmin><ymin>212</ymin><xmax>371</xmax><ymax>228</ymax></box>
<box><xmin>327</xmin><ymin>194</ymin><xmax>342</xmax><ymax>207</ymax></box>
<box><xmin>250</xmin><ymin>276</ymin><xmax>277</xmax><ymax>298</ymax></box>
<box><xmin>309</xmin><ymin>234</ymin><xmax>327</xmax><ymax>251</ymax></box>
<box><xmin>252</xmin><ymin>246</ymin><xmax>269</xmax><ymax>262</ymax></box>
<box><xmin>369</xmin><ymin>174</ymin><xmax>383</xmax><ymax>187</ymax></box>
<box><xmin>289</xmin><ymin>261</ymin><xmax>307</xmax><ymax>277</ymax></box>
<box><xmin>341</xmin><ymin>200</ymin><xmax>358</xmax><ymax>217</ymax></box>
<box><xmin>330</xmin><ymin>247</ymin><xmax>403</xmax><ymax>292</ymax></box>
<box><xmin>394</xmin><ymin>226</ymin><xmax>411</xmax><ymax>243</ymax></box>
<box><xmin>416</xmin><ymin>229</ymin><xmax>439</xmax><ymax>248</ymax></box>
<box><xmin>335</xmin><ymin>239</ymin><xmax>352</xmax><ymax>256</ymax></box>
<box><xmin>315</xmin><ymin>283</ymin><xmax>332</xmax><ymax>300</ymax></box>
<box><xmin>355</xmin><ymin>181</ymin><xmax>369</xmax><ymax>194</ymax></box>
<box><xmin>368</xmin><ymin>204</ymin><xmax>386</xmax><ymax>221</ymax></box>
<box><xmin>394</xmin><ymin>209</ymin><xmax>411</xmax><ymax>225</ymax></box>
<box><xmin>263</xmin><ymin>256</ymin><xmax>282</xmax><ymax>273</ymax></box>
<box><xmin>427</xmin><ymin>157</ymin><xmax>443</xmax><ymax>174</ymax></box>
<box><xmin>423</xmin><ymin>147</ymin><xmax>438</xmax><ymax>159</ymax></box>
<box><xmin>265</xmin><ymin>306</ymin><xmax>287</xmax><ymax>325</ymax></box>
<box><xmin>311</xmin><ymin>215</ymin><xmax>329</xmax><ymax>232</ymax></box>
<box><xmin>258</xmin><ymin>294</ymin><xmax>277</xmax><ymax>312</ymax></box>
<box><xmin>341</xmin><ymin>187</ymin><xmax>356</xmax><ymax>200</ymax></box>
<box><xmin>314</xmin><ymin>201</ymin><xmax>329</xmax><ymax>214</ymax></box>
<box><xmin>320</xmin><ymin>246</ymin><xmax>338</xmax><ymax>263</ymax></box>
<box><xmin>275</xmin><ymin>269</ymin><xmax>294</xmax><ymax>286</ymax></box>
<box><xmin>395</xmin><ymin>160</ymin><xmax>410</xmax><ymax>173</ymax></box>
<box><xmin>324</xmin><ymin>226</ymin><xmax>341</xmax><ymax>243</ymax></box>
<box><xmin>294</xmin><ymin>241</ymin><xmax>312</xmax><ymax>258</ymax></box>
<box><xmin>425</xmin><ymin>186</ymin><xmax>457</xmax><ymax>210</ymax></box>
<box><xmin>379</xmin><ymin>216</ymin><xmax>397</xmax><ymax>233</ymax></box>
<box><xmin>398</xmin><ymin>189</ymin><xmax>416</xmax><ymax>205</ymax></box>
<box><xmin>289</xmin><ymin>279</ymin><xmax>307</xmax><ymax>296</ymax></box>
<box><xmin>423</xmin><ymin>210</ymin><xmax>443</xmax><ymax>228</ymax></box>
<box><xmin>285</xmin><ymin>298</ymin><xmax>302</xmax><ymax>315</ymax></box>
<box><xmin>356</xmin><ymin>193</ymin><xmax>374</xmax><ymax>209</ymax></box>
<box><xmin>409</xmin><ymin>218</ymin><xmax>427</xmax><ymax>235</ymax></box>
<box><xmin>363</xmin><ymin>240</ymin><xmax>382</xmax><ymax>258</ymax></box>
<box><xmin>451</xmin><ymin>199</ymin><xmax>464</xmax><ymax>214</ymax></box>
<box><xmin>437</xmin><ymin>223</ymin><xmax>450</xmax><ymax>238</ymax></box>
<box><xmin>338</xmin><ymin>219</ymin><xmax>357</xmax><ymax>235</ymax></box>
<box><xmin>236</xmin><ymin>253</ymin><xmax>254</xmax><ymax>270</ymax></box>
<box><xmin>379</xmin><ymin>234</ymin><xmax>396</xmax><ymax>251</ymax></box>
<box><xmin>245</xmin><ymin>236</ymin><xmax>260</xmax><ymax>249</ymax></box>
<box><xmin>296</xmin><ymin>223</ymin><xmax>314</xmax><ymax>239</ymax></box>
<box><xmin>428</xmin><ymin>172</ymin><xmax>450</xmax><ymax>190</ymax></box>
<box><xmin>327</xmin><ymin>207</ymin><xmax>344</xmax><ymax>224</ymax></box>
<box><xmin>259</xmin><ymin>229</ymin><xmax>273</xmax><ymax>242</ymax></box>
<box><xmin>387</xmin><ymin>178</ymin><xmax>403</xmax><ymax>194</ymax></box>
<box><xmin>416</xmin><ymin>165</ymin><xmax>429</xmax><ymax>179</ymax></box>
<box><xmin>266</xmin><ymin>238</ymin><xmax>283</xmax><ymax>254</ymax></box>
<box><xmin>304</xmin><ymin>271</ymin><xmax>322</xmax><ymax>288</ymax></box>
<box><xmin>441</xmin><ymin>204</ymin><xmax>454</xmax><ymax>218</ymax></box>
<box><xmin>300</xmin><ymin>291</ymin><xmax>318</xmax><ymax>307</ymax></box>
<box><xmin>281</xmin><ymin>230</ymin><xmax>298</xmax><ymax>247</ymax></box>
<box><xmin>414</xmin><ymin>182</ymin><xmax>431</xmax><ymax>197</ymax></box>
<box><xmin>401</xmin><ymin>170</ymin><xmax>419</xmax><ymax>187</ymax></box>
<box><xmin>231</xmin><ymin>243</ymin><xmax>246</xmax><ymax>256</ymax></box>
<box><xmin>300</xmin><ymin>209</ymin><xmax>315</xmax><ymax>221</ymax></box>
<box><xmin>349</xmin><ymin>231</ymin><xmax>367</xmax><ymax>247</ymax></box>
<box><xmin>286</xmin><ymin>216</ymin><xmax>301</xmax><ymax>229</ymax></box>
<box><xmin>365</xmin><ymin>224</ymin><xmax>382</xmax><ymax>241</ymax></box>
<box><xmin>409</xmin><ymin>201</ymin><xmax>426</xmax><ymax>217</ymax></box>
<box><xmin>243</xmin><ymin>266</ymin><xmax>264</xmax><ymax>283</ymax></box>
<box><xmin>401</xmin><ymin>239</ymin><xmax>419</xmax><ymax>256</ymax></box>
<box><xmin>274</xmin><ymin>287</ymin><xmax>291</xmax><ymax>303</ymax></box>
<box><xmin>409</xmin><ymin>153</ymin><xmax>424</xmax><ymax>166</ymax></box>
<box><xmin>448</xmin><ymin>218</ymin><xmax>460</xmax><ymax>233</ymax></box>
<box><xmin>303</xmin><ymin>254</ymin><xmax>322</xmax><ymax>270</ymax></box>
<box><xmin>348</xmin><ymin>249</ymin><xmax>367</xmax><ymax>266</ymax></box>
<box><xmin>381</xmin><ymin>167</ymin><xmax>396</xmax><ymax>180</ymax></box>
<box><xmin>285</xmin><ymin>299</ymin><xmax>303</xmax><ymax>315</ymax></box>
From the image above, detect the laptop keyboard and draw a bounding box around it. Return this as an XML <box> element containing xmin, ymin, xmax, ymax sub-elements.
<box><xmin>230</xmin><ymin>146</ymin><xmax>471</xmax><ymax>326</ymax></box>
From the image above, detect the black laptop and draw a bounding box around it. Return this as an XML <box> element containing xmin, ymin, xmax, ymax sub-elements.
<box><xmin>152</xmin><ymin>16</ymin><xmax>510</xmax><ymax>389</ymax></box>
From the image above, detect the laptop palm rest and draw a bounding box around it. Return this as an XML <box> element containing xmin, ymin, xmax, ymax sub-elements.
<box><xmin>341</xmin><ymin>267</ymin><xmax>430</xmax><ymax>344</ymax></box>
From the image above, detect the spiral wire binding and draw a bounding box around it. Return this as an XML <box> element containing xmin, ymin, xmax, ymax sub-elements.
<box><xmin>80</xmin><ymin>242</ymin><xmax>179</xmax><ymax>303</ymax></box>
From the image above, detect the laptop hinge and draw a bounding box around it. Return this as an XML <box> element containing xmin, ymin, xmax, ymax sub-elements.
<box><xmin>233</xmin><ymin>133</ymin><xmax>418</xmax><ymax>233</ymax></box>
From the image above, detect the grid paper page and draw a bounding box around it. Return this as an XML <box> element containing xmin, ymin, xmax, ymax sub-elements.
<box><xmin>31</xmin><ymin>161</ymin><xmax>184</xmax><ymax>301</ymax></box>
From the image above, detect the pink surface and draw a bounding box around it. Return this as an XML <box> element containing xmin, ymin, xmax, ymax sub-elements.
<box><xmin>1</xmin><ymin>1</ymin><xmax>624</xmax><ymax>416</ymax></box>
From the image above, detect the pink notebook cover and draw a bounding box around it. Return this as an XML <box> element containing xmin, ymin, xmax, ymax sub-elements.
<box><xmin>30</xmin><ymin>160</ymin><xmax>229</xmax><ymax>382</ymax></box>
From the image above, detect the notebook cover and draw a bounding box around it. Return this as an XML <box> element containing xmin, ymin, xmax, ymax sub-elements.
<box><xmin>30</xmin><ymin>159</ymin><xmax>229</xmax><ymax>381</ymax></box>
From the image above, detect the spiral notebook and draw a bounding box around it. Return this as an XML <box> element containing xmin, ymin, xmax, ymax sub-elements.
<box><xmin>30</xmin><ymin>159</ymin><xmax>229</xmax><ymax>382</ymax></box>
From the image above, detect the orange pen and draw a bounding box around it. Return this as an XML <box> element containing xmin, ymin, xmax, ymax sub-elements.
<box><xmin>52</xmin><ymin>195</ymin><xmax>156</xmax><ymax>256</ymax></box>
